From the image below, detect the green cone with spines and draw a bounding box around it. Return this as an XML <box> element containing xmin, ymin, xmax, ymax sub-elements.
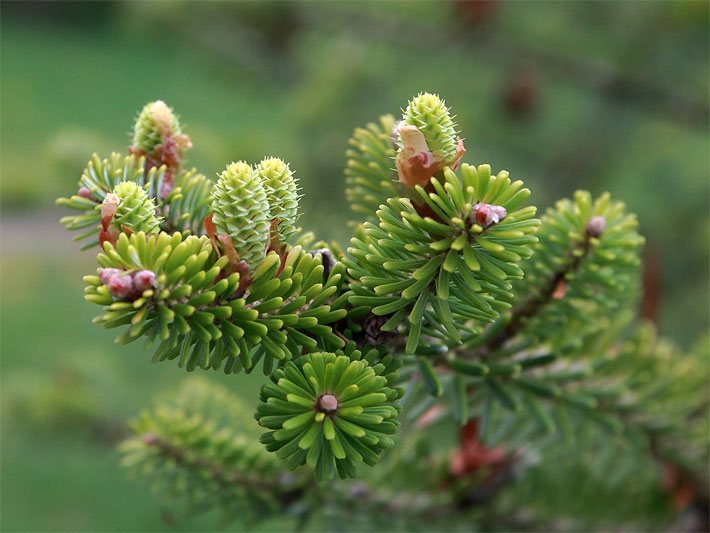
<box><xmin>111</xmin><ymin>181</ymin><xmax>162</xmax><ymax>234</ymax></box>
<box><xmin>56</xmin><ymin>152</ymin><xmax>199</xmax><ymax>248</ymax></box>
<box><xmin>86</xmin><ymin>232</ymin><xmax>348</xmax><ymax>374</ymax></box>
<box><xmin>401</xmin><ymin>93</ymin><xmax>459</xmax><ymax>163</ymax></box>
<box><xmin>256</xmin><ymin>352</ymin><xmax>400</xmax><ymax>480</ymax></box>
<box><xmin>211</xmin><ymin>161</ymin><xmax>271</xmax><ymax>269</ymax></box>
<box><xmin>132</xmin><ymin>100</ymin><xmax>182</xmax><ymax>154</ymax></box>
<box><xmin>345</xmin><ymin>114</ymin><xmax>399</xmax><ymax>223</ymax></box>
<box><xmin>57</xmin><ymin>153</ymin><xmax>150</xmax><ymax>247</ymax></box>
<box><xmin>501</xmin><ymin>190</ymin><xmax>644</xmax><ymax>353</ymax></box>
<box><xmin>344</xmin><ymin>163</ymin><xmax>539</xmax><ymax>354</ymax></box>
<box><xmin>255</xmin><ymin>157</ymin><xmax>300</xmax><ymax>244</ymax></box>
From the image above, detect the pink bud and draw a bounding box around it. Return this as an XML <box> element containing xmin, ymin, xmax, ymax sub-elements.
<box><xmin>78</xmin><ymin>187</ymin><xmax>93</xmax><ymax>200</ymax></box>
<box><xmin>107</xmin><ymin>274</ymin><xmax>134</xmax><ymax>299</ymax></box>
<box><xmin>142</xmin><ymin>433</ymin><xmax>159</xmax><ymax>446</ymax></box>
<box><xmin>472</xmin><ymin>203</ymin><xmax>507</xmax><ymax>229</ymax></box>
<box><xmin>99</xmin><ymin>268</ymin><xmax>122</xmax><ymax>285</ymax></box>
<box><xmin>318</xmin><ymin>394</ymin><xmax>338</xmax><ymax>414</ymax></box>
<box><xmin>132</xmin><ymin>270</ymin><xmax>156</xmax><ymax>292</ymax></box>
<box><xmin>586</xmin><ymin>215</ymin><xmax>607</xmax><ymax>238</ymax></box>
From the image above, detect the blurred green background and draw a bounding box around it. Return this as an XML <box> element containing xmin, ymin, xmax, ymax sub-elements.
<box><xmin>1</xmin><ymin>1</ymin><xmax>707</xmax><ymax>530</ymax></box>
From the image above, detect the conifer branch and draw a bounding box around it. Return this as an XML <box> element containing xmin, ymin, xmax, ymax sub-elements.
<box><xmin>486</xmin><ymin>217</ymin><xmax>599</xmax><ymax>352</ymax></box>
<box><xmin>56</xmin><ymin>92</ymin><xmax>705</xmax><ymax>528</ymax></box>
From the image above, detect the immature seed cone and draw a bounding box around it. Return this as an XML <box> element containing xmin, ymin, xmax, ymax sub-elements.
<box><xmin>256</xmin><ymin>352</ymin><xmax>400</xmax><ymax>480</ymax></box>
<box><xmin>255</xmin><ymin>157</ymin><xmax>300</xmax><ymax>245</ymax></box>
<box><xmin>108</xmin><ymin>181</ymin><xmax>162</xmax><ymax>235</ymax></box>
<box><xmin>211</xmin><ymin>161</ymin><xmax>271</xmax><ymax>270</ymax></box>
<box><xmin>130</xmin><ymin>101</ymin><xmax>192</xmax><ymax>198</ymax></box>
<box><xmin>395</xmin><ymin>93</ymin><xmax>465</xmax><ymax>187</ymax></box>
<box><xmin>402</xmin><ymin>92</ymin><xmax>459</xmax><ymax>162</ymax></box>
<box><xmin>131</xmin><ymin>100</ymin><xmax>184</xmax><ymax>155</ymax></box>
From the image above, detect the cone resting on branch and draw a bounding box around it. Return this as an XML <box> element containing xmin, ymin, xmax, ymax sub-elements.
<box><xmin>210</xmin><ymin>158</ymin><xmax>302</xmax><ymax>273</ymax></box>
<box><xmin>98</xmin><ymin>181</ymin><xmax>162</xmax><ymax>246</ymax></box>
<box><xmin>210</xmin><ymin>161</ymin><xmax>272</xmax><ymax>272</ymax></box>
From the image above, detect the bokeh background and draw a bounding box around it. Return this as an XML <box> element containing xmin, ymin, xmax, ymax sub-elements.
<box><xmin>1</xmin><ymin>1</ymin><xmax>708</xmax><ymax>531</ymax></box>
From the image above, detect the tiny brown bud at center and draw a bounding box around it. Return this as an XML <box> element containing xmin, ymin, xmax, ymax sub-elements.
<box><xmin>318</xmin><ymin>394</ymin><xmax>338</xmax><ymax>414</ymax></box>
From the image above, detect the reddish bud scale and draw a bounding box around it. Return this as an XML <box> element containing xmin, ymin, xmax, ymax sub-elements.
<box><xmin>108</xmin><ymin>274</ymin><xmax>135</xmax><ymax>299</ymax></box>
<box><xmin>133</xmin><ymin>270</ymin><xmax>156</xmax><ymax>292</ymax></box>
<box><xmin>100</xmin><ymin>268</ymin><xmax>157</xmax><ymax>300</ymax></box>
<box><xmin>78</xmin><ymin>187</ymin><xmax>94</xmax><ymax>200</ymax></box>
<box><xmin>99</xmin><ymin>268</ymin><xmax>122</xmax><ymax>285</ymax></box>
<box><xmin>472</xmin><ymin>203</ymin><xmax>507</xmax><ymax>229</ymax></box>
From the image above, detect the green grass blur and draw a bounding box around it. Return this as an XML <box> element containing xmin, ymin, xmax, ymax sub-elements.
<box><xmin>1</xmin><ymin>2</ymin><xmax>707</xmax><ymax>530</ymax></box>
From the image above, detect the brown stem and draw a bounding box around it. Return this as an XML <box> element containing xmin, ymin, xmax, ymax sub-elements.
<box><xmin>143</xmin><ymin>432</ymin><xmax>303</xmax><ymax>503</ymax></box>
<box><xmin>487</xmin><ymin>229</ymin><xmax>594</xmax><ymax>352</ymax></box>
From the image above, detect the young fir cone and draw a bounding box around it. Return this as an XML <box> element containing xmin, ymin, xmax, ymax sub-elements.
<box><xmin>395</xmin><ymin>92</ymin><xmax>465</xmax><ymax>188</ymax></box>
<box><xmin>130</xmin><ymin>100</ymin><xmax>192</xmax><ymax>198</ymax></box>
<box><xmin>210</xmin><ymin>161</ymin><xmax>272</xmax><ymax>271</ymax></box>
<box><xmin>254</xmin><ymin>157</ymin><xmax>300</xmax><ymax>248</ymax></box>
<box><xmin>99</xmin><ymin>181</ymin><xmax>162</xmax><ymax>245</ymax></box>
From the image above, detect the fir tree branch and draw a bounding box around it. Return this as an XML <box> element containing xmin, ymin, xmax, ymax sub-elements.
<box><xmin>141</xmin><ymin>432</ymin><xmax>301</xmax><ymax>498</ymax></box>
<box><xmin>485</xmin><ymin>223</ymin><xmax>596</xmax><ymax>353</ymax></box>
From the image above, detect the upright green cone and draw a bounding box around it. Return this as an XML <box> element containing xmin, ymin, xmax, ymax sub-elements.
<box><xmin>395</xmin><ymin>92</ymin><xmax>465</xmax><ymax>188</ymax></box>
<box><xmin>131</xmin><ymin>100</ymin><xmax>184</xmax><ymax>155</ymax></box>
<box><xmin>401</xmin><ymin>92</ymin><xmax>459</xmax><ymax>163</ymax></box>
<box><xmin>211</xmin><ymin>161</ymin><xmax>271</xmax><ymax>270</ymax></box>
<box><xmin>104</xmin><ymin>181</ymin><xmax>162</xmax><ymax>235</ymax></box>
<box><xmin>255</xmin><ymin>157</ymin><xmax>300</xmax><ymax>245</ymax></box>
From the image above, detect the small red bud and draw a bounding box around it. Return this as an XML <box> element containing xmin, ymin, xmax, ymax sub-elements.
<box><xmin>132</xmin><ymin>269</ymin><xmax>156</xmax><ymax>292</ymax></box>
<box><xmin>552</xmin><ymin>280</ymin><xmax>567</xmax><ymax>300</ymax></box>
<box><xmin>78</xmin><ymin>187</ymin><xmax>93</xmax><ymax>200</ymax></box>
<box><xmin>586</xmin><ymin>216</ymin><xmax>607</xmax><ymax>238</ymax></box>
<box><xmin>318</xmin><ymin>394</ymin><xmax>338</xmax><ymax>414</ymax></box>
<box><xmin>99</xmin><ymin>268</ymin><xmax>122</xmax><ymax>285</ymax></box>
<box><xmin>107</xmin><ymin>274</ymin><xmax>134</xmax><ymax>299</ymax></box>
